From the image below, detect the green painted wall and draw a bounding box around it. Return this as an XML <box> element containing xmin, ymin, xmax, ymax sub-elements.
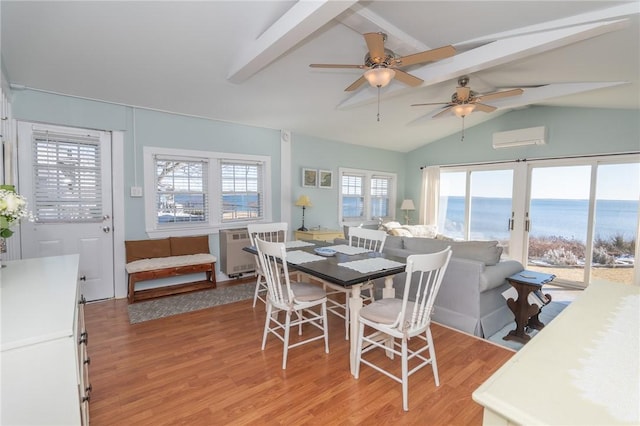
<box><xmin>290</xmin><ymin>133</ymin><xmax>406</xmax><ymax>230</ymax></box>
<box><xmin>403</xmin><ymin>106</ymin><xmax>640</xmax><ymax>204</ymax></box>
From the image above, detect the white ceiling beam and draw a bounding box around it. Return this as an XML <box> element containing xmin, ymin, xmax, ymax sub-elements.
<box><xmin>227</xmin><ymin>0</ymin><xmax>357</xmax><ymax>83</ymax></box>
<box><xmin>458</xmin><ymin>2</ymin><xmax>640</xmax><ymax>48</ymax></box>
<box><xmin>336</xmin><ymin>4</ymin><xmax>430</xmax><ymax>55</ymax></box>
<box><xmin>338</xmin><ymin>19</ymin><xmax>629</xmax><ymax>109</ymax></box>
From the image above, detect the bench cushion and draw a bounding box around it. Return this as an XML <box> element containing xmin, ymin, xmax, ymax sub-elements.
<box><xmin>126</xmin><ymin>253</ymin><xmax>217</xmax><ymax>274</ymax></box>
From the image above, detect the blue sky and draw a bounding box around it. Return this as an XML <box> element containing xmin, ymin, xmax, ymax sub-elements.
<box><xmin>441</xmin><ymin>163</ymin><xmax>640</xmax><ymax>201</ymax></box>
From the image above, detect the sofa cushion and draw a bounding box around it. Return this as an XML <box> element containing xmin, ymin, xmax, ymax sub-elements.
<box><xmin>384</xmin><ymin>235</ymin><xmax>404</xmax><ymax>249</ymax></box>
<box><xmin>403</xmin><ymin>237</ymin><xmax>449</xmax><ymax>253</ymax></box>
<box><xmin>449</xmin><ymin>240</ymin><xmax>503</xmax><ymax>266</ymax></box>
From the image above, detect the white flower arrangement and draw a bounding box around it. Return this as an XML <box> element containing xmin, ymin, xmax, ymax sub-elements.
<box><xmin>0</xmin><ymin>185</ymin><xmax>32</xmax><ymax>238</ymax></box>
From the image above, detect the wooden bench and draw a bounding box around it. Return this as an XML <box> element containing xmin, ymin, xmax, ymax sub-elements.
<box><xmin>125</xmin><ymin>235</ymin><xmax>217</xmax><ymax>303</ymax></box>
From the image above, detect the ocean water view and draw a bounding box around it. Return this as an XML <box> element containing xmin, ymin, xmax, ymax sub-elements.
<box><xmin>440</xmin><ymin>196</ymin><xmax>638</xmax><ymax>243</ymax></box>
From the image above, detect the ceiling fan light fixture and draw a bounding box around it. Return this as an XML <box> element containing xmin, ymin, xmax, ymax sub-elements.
<box><xmin>364</xmin><ymin>67</ymin><xmax>395</xmax><ymax>88</ymax></box>
<box><xmin>453</xmin><ymin>103</ymin><xmax>476</xmax><ymax>118</ymax></box>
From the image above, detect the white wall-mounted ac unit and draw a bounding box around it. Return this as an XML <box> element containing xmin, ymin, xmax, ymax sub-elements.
<box><xmin>492</xmin><ymin>126</ymin><xmax>546</xmax><ymax>149</ymax></box>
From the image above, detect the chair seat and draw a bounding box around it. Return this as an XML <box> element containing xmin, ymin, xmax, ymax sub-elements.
<box><xmin>361</xmin><ymin>299</ymin><xmax>415</xmax><ymax>325</ymax></box>
<box><xmin>291</xmin><ymin>281</ymin><xmax>327</xmax><ymax>302</ymax></box>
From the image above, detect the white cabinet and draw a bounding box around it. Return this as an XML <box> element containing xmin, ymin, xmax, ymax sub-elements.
<box><xmin>1</xmin><ymin>254</ymin><xmax>90</xmax><ymax>425</ymax></box>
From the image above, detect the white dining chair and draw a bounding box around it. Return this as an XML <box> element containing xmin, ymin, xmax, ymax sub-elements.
<box><xmin>354</xmin><ymin>247</ymin><xmax>452</xmax><ymax>411</ymax></box>
<box><xmin>324</xmin><ymin>226</ymin><xmax>387</xmax><ymax>339</ymax></box>
<box><xmin>247</xmin><ymin>222</ymin><xmax>288</xmax><ymax>307</ymax></box>
<box><xmin>255</xmin><ymin>237</ymin><xmax>330</xmax><ymax>369</ymax></box>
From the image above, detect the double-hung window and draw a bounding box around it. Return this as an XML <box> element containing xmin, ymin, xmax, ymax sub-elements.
<box><xmin>339</xmin><ymin>167</ymin><xmax>396</xmax><ymax>224</ymax></box>
<box><xmin>155</xmin><ymin>157</ymin><xmax>207</xmax><ymax>225</ymax></box>
<box><xmin>221</xmin><ymin>161</ymin><xmax>263</xmax><ymax>222</ymax></box>
<box><xmin>144</xmin><ymin>147</ymin><xmax>271</xmax><ymax>237</ymax></box>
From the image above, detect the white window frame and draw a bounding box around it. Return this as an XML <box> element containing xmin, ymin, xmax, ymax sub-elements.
<box><xmin>144</xmin><ymin>147</ymin><xmax>271</xmax><ymax>238</ymax></box>
<box><xmin>338</xmin><ymin>167</ymin><xmax>397</xmax><ymax>225</ymax></box>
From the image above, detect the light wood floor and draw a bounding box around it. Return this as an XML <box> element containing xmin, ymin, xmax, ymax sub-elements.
<box><xmin>85</xmin><ymin>285</ymin><xmax>513</xmax><ymax>425</ymax></box>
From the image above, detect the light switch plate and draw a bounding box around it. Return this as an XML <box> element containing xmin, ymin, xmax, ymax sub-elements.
<box><xmin>130</xmin><ymin>186</ymin><xmax>143</xmax><ymax>197</ymax></box>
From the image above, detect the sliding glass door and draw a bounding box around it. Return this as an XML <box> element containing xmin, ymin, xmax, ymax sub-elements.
<box><xmin>526</xmin><ymin>165</ymin><xmax>591</xmax><ymax>283</ymax></box>
<box><xmin>438</xmin><ymin>154</ymin><xmax>639</xmax><ymax>287</ymax></box>
<box><xmin>591</xmin><ymin>163</ymin><xmax>639</xmax><ymax>284</ymax></box>
<box><xmin>439</xmin><ymin>167</ymin><xmax>514</xmax><ymax>257</ymax></box>
<box><xmin>469</xmin><ymin>169</ymin><xmax>513</xmax><ymax>257</ymax></box>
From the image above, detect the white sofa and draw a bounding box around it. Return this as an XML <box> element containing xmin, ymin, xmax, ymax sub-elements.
<box><xmin>338</xmin><ymin>228</ymin><xmax>524</xmax><ymax>338</ymax></box>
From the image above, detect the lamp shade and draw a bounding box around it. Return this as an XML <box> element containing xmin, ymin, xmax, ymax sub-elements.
<box><xmin>364</xmin><ymin>67</ymin><xmax>396</xmax><ymax>88</ymax></box>
<box><xmin>400</xmin><ymin>199</ymin><xmax>415</xmax><ymax>210</ymax></box>
<box><xmin>295</xmin><ymin>195</ymin><xmax>312</xmax><ymax>207</ymax></box>
<box><xmin>452</xmin><ymin>103</ymin><xmax>476</xmax><ymax>118</ymax></box>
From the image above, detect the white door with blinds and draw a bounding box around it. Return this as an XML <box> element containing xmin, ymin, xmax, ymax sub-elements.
<box><xmin>17</xmin><ymin>122</ymin><xmax>114</xmax><ymax>301</ymax></box>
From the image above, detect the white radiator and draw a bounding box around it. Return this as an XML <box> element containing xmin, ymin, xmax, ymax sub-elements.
<box><xmin>219</xmin><ymin>228</ymin><xmax>256</xmax><ymax>277</ymax></box>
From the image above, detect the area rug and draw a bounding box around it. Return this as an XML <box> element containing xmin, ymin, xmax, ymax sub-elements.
<box><xmin>486</xmin><ymin>301</ymin><xmax>570</xmax><ymax>351</ymax></box>
<box><xmin>128</xmin><ymin>283</ymin><xmax>256</xmax><ymax>324</ymax></box>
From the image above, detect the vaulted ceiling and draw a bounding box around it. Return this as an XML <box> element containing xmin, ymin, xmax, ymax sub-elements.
<box><xmin>2</xmin><ymin>1</ymin><xmax>638</xmax><ymax>152</ymax></box>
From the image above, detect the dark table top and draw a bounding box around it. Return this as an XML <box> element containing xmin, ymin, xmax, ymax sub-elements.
<box><xmin>507</xmin><ymin>270</ymin><xmax>556</xmax><ymax>286</ymax></box>
<box><xmin>243</xmin><ymin>240</ymin><xmax>406</xmax><ymax>288</ymax></box>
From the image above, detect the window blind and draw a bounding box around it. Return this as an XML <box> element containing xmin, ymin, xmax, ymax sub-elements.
<box><xmin>155</xmin><ymin>157</ymin><xmax>208</xmax><ymax>224</ymax></box>
<box><xmin>220</xmin><ymin>161</ymin><xmax>264</xmax><ymax>222</ymax></box>
<box><xmin>32</xmin><ymin>131</ymin><xmax>102</xmax><ymax>223</ymax></box>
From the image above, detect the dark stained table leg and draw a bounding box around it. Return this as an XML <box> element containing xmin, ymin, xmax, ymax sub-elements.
<box><xmin>504</xmin><ymin>277</ymin><xmax>551</xmax><ymax>344</ymax></box>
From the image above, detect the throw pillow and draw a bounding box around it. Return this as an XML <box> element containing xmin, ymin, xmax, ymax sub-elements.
<box><xmin>401</xmin><ymin>224</ymin><xmax>438</xmax><ymax>238</ymax></box>
<box><xmin>390</xmin><ymin>228</ymin><xmax>413</xmax><ymax>237</ymax></box>
<box><xmin>380</xmin><ymin>221</ymin><xmax>402</xmax><ymax>232</ymax></box>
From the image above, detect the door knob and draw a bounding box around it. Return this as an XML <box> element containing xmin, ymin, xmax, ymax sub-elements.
<box><xmin>102</xmin><ymin>226</ymin><xmax>111</xmax><ymax>233</ymax></box>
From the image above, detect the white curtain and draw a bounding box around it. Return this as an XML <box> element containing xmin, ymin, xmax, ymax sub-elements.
<box><xmin>419</xmin><ymin>166</ymin><xmax>439</xmax><ymax>226</ymax></box>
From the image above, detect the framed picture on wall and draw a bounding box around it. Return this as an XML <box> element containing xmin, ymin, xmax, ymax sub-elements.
<box><xmin>319</xmin><ymin>170</ymin><xmax>333</xmax><ymax>189</ymax></box>
<box><xmin>302</xmin><ymin>168</ymin><xmax>318</xmax><ymax>187</ymax></box>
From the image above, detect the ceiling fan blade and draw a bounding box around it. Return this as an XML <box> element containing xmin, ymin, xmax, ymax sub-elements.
<box><xmin>433</xmin><ymin>106</ymin><xmax>454</xmax><ymax>118</ymax></box>
<box><xmin>397</xmin><ymin>45</ymin><xmax>456</xmax><ymax>67</ymax></box>
<box><xmin>456</xmin><ymin>86</ymin><xmax>471</xmax><ymax>101</ymax></box>
<box><xmin>345</xmin><ymin>76</ymin><xmax>367</xmax><ymax>92</ymax></box>
<box><xmin>474</xmin><ymin>103</ymin><xmax>498</xmax><ymax>113</ymax></box>
<box><xmin>364</xmin><ymin>32</ymin><xmax>386</xmax><ymax>63</ymax></box>
<box><xmin>393</xmin><ymin>69</ymin><xmax>423</xmax><ymax>87</ymax></box>
<box><xmin>477</xmin><ymin>88</ymin><xmax>524</xmax><ymax>102</ymax></box>
<box><xmin>309</xmin><ymin>63</ymin><xmax>364</xmax><ymax>69</ymax></box>
<box><xmin>411</xmin><ymin>102</ymin><xmax>450</xmax><ymax>107</ymax></box>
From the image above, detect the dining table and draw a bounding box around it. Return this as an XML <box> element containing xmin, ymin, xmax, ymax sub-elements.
<box><xmin>244</xmin><ymin>239</ymin><xmax>407</xmax><ymax>375</ymax></box>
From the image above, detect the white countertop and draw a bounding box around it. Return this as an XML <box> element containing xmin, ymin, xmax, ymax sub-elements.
<box><xmin>1</xmin><ymin>255</ymin><xmax>80</xmax><ymax>351</ymax></box>
<box><xmin>473</xmin><ymin>280</ymin><xmax>640</xmax><ymax>425</ymax></box>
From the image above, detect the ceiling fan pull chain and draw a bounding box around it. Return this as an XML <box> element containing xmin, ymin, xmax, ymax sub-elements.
<box><xmin>377</xmin><ymin>87</ymin><xmax>381</xmax><ymax>122</ymax></box>
<box><xmin>460</xmin><ymin>116</ymin><xmax>465</xmax><ymax>141</ymax></box>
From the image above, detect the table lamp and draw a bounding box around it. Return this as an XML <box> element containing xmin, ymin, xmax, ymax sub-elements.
<box><xmin>295</xmin><ymin>195</ymin><xmax>312</xmax><ymax>231</ymax></box>
<box><xmin>400</xmin><ymin>199</ymin><xmax>415</xmax><ymax>225</ymax></box>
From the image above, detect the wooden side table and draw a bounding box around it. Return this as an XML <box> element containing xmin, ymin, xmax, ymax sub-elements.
<box><xmin>503</xmin><ymin>270</ymin><xmax>555</xmax><ymax>344</ymax></box>
<box><xmin>294</xmin><ymin>229</ymin><xmax>344</xmax><ymax>242</ymax></box>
